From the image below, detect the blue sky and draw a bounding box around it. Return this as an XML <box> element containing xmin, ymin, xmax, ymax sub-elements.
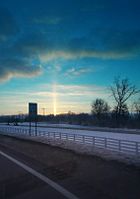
<box><xmin>0</xmin><ymin>0</ymin><xmax>140</xmax><ymax>115</ymax></box>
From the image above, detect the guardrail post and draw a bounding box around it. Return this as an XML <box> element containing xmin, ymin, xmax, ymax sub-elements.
<box><xmin>105</xmin><ymin>138</ymin><xmax>107</xmax><ymax>148</ymax></box>
<box><xmin>92</xmin><ymin>137</ymin><xmax>95</xmax><ymax>146</ymax></box>
<box><xmin>60</xmin><ymin>132</ymin><xmax>61</xmax><ymax>140</ymax></box>
<box><xmin>119</xmin><ymin>140</ymin><xmax>121</xmax><ymax>151</ymax></box>
<box><xmin>74</xmin><ymin>134</ymin><xmax>76</xmax><ymax>142</ymax></box>
<box><xmin>82</xmin><ymin>135</ymin><xmax>85</xmax><ymax>144</ymax></box>
<box><xmin>136</xmin><ymin>142</ymin><xmax>139</xmax><ymax>156</ymax></box>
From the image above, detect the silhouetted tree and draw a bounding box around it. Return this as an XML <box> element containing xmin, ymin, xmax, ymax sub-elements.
<box><xmin>110</xmin><ymin>77</ymin><xmax>139</xmax><ymax>126</ymax></box>
<box><xmin>91</xmin><ymin>98</ymin><xmax>110</xmax><ymax>125</ymax></box>
<box><xmin>133</xmin><ymin>98</ymin><xmax>140</xmax><ymax>121</ymax></box>
<box><xmin>113</xmin><ymin>103</ymin><xmax>129</xmax><ymax>116</ymax></box>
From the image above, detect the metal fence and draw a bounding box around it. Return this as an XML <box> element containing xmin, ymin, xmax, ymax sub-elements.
<box><xmin>0</xmin><ymin>126</ymin><xmax>140</xmax><ymax>156</ymax></box>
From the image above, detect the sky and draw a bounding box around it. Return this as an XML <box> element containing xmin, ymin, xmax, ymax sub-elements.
<box><xmin>0</xmin><ymin>0</ymin><xmax>140</xmax><ymax>115</ymax></box>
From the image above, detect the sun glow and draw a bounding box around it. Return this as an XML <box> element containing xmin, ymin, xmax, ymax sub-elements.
<box><xmin>53</xmin><ymin>84</ymin><xmax>57</xmax><ymax>116</ymax></box>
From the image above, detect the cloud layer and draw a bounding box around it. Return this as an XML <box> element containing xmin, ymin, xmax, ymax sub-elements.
<box><xmin>0</xmin><ymin>0</ymin><xmax>140</xmax><ymax>82</ymax></box>
<box><xmin>0</xmin><ymin>58</ymin><xmax>42</xmax><ymax>82</ymax></box>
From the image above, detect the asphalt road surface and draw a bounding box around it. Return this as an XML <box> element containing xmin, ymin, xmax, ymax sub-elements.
<box><xmin>0</xmin><ymin>134</ymin><xmax>140</xmax><ymax>199</ymax></box>
<box><xmin>0</xmin><ymin>152</ymin><xmax>73</xmax><ymax>199</ymax></box>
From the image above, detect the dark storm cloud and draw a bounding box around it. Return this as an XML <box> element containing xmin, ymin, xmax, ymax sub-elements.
<box><xmin>12</xmin><ymin>27</ymin><xmax>140</xmax><ymax>63</ymax></box>
<box><xmin>7</xmin><ymin>28</ymin><xmax>140</xmax><ymax>61</ymax></box>
<box><xmin>0</xmin><ymin>9</ymin><xmax>43</xmax><ymax>82</ymax></box>
<box><xmin>0</xmin><ymin>58</ymin><xmax>42</xmax><ymax>82</ymax></box>
<box><xmin>40</xmin><ymin>28</ymin><xmax>140</xmax><ymax>61</ymax></box>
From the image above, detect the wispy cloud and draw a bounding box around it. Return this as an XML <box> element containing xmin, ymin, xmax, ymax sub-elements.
<box><xmin>64</xmin><ymin>67</ymin><xmax>94</xmax><ymax>77</ymax></box>
<box><xmin>40</xmin><ymin>49</ymin><xmax>135</xmax><ymax>62</ymax></box>
<box><xmin>0</xmin><ymin>83</ymin><xmax>110</xmax><ymax>114</ymax></box>
<box><xmin>40</xmin><ymin>83</ymin><xmax>108</xmax><ymax>98</ymax></box>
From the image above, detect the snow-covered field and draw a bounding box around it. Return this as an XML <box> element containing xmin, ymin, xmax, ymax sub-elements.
<box><xmin>0</xmin><ymin>123</ymin><xmax>140</xmax><ymax>142</ymax></box>
<box><xmin>1</xmin><ymin>122</ymin><xmax>140</xmax><ymax>133</ymax></box>
<box><xmin>19</xmin><ymin>122</ymin><xmax>140</xmax><ymax>133</ymax></box>
<box><xmin>0</xmin><ymin>124</ymin><xmax>140</xmax><ymax>166</ymax></box>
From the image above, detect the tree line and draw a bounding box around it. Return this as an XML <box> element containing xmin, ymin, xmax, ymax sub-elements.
<box><xmin>91</xmin><ymin>77</ymin><xmax>140</xmax><ymax>128</ymax></box>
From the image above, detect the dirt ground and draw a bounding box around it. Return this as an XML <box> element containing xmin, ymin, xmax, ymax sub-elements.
<box><xmin>0</xmin><ymin>134</ymin><xmax>140</xmax><ymax>199</ymax></box>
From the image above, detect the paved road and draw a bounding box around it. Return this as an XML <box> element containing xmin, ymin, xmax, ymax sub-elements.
<box><xmin>0</xmin><ymin>152</ymin><xmax>73</xmax><ymax>199</ymax></box>
<box><xmin>0</xmin><ymin>135</ymin><xmax>140</xmax><ymax>199</ymax></box>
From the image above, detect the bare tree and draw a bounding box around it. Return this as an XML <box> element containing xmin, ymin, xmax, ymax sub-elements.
<box><xmin>110</xmin><ymin>77</ymin><xmax>139</xmax><ymax>123</ymax></box>
<box><xmin>134</xmin><ymin>98</ymin><xmax>140</xmax><ymax>118</ymax></box>
<box><xmin>91</xmin><ymin>98</ymin><xmax>110</xmax><ymax>122</ymax></box>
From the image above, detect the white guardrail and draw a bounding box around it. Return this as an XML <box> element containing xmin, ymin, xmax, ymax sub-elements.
<box><xmin>0</xmin><ymin>126</ymin><xmax>140</xmax><ymax>156</ymax></box>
